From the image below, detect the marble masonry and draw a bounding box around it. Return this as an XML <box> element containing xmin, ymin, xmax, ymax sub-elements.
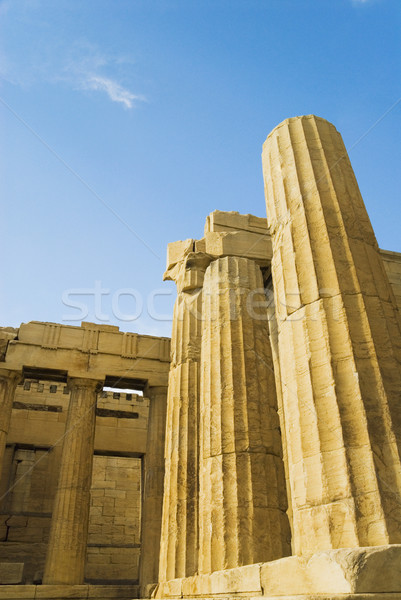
<box><xmin>1</xmin><ymin>115</ymin><xmax>401</xmax><ymax>599</ymax></box>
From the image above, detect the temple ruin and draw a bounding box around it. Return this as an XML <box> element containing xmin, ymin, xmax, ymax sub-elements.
<box><xmin>1</xmin><ymin>115</ymin><xmax>401</xmax><ymax>599</ymax></box>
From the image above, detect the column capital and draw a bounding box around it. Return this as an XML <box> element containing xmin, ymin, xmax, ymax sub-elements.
<box><xmin>0</xmin><ymin>369</ymin><xmax>22</xmax><ymax>385</ymax></box>
<box><xmin>164</xmin><ymin>251</ymin><xmax>213</xmax><ymax>293</ymax></box>
<box><xmin>147</xmin><ymin>385</ymin><xmax>168</xmax><ymax>397</ymax></box>
<box><xmin>67</xmin><ymin>376</ymin><xmax>103</xmax><ymax>393</ymax></box>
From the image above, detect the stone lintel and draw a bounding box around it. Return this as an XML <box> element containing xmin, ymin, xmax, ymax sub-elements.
<box><xmin>204</xmin><ymin>230</ymin><xmax>271</xmax><ymax>265</ymax></box>
<box><xmin>153</xmin><ymin>545</ymin><xmax>401</xmax><ymax>598</ymax></box>
<box><xmin>204</xmin><ymin>210</ymin><xmax>268</xmax><ymax>236</ymax></box>
<box><xmin>165</xmin><ymin>230</ymin><xmax>271</xmax><ymax>284</ymax></box>
<box><xmin>2</xmin><ymin>321</ymin><xmax>170</xmax><ymax>387</ymax></box>
<box><xmin>7</xmin><ymin>321</ymin><xmax>170</xmax><ymax>361</ymax></box>
<box><xmin>165</xmin><ymin>212</ymin><xmax>271</xmax><ymax>273</ymax></box>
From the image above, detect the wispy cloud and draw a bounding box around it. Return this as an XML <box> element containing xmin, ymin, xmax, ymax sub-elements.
<box><xmin>57</xmin><ymin>41</ymin><xmax>146</xmax><ymax>109</ymax></box>
<box><xmin>82</xmin><ymin>75</ymin><xmax>144</xmax><ymax>109</ymax></box>
<box><xmin>0</xmin><ymin>10</ymin><xmax>145</xmax><ymax>110</ymax></box>
<box><xmin>80</xmin><ymin>74</ymin><xmax>146</xmax><ymax>108</ymax></box>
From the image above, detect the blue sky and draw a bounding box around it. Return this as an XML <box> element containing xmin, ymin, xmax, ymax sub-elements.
<box><xmin>1</xmin><ymin>0</ymin><xmax>400</xmax><ymax>337</ymax></box>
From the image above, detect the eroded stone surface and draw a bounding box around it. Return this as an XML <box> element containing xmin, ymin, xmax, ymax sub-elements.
<box><xmin>159</xmin><ymin>253</ymin><xmax>212</xmax><ymax>582</ymax></box>
<box><xmin>198</xmin><ymin>255</ymin><xmax>290</xmax><ymax>573</ymax></box>
<box><xmin>0</xmin><ymin>562</ymin><xmax>24</xmax><ymax>584</ymax></box>
<box><xmin>262</xmin><ymin>114</ymin><xmax>401</xmax><ymax>556</ymax></box>
<box><xmin>43</xmin><ymin>378</ymin><xmax>101</xmax><ymax>585</ymax></box>
<box><xmin>2</xmin><ymin>115</ymin><xmax>401</xmax><ymax>597</ymax></box>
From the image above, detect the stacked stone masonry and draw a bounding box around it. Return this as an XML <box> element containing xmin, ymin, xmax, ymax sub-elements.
<box><xmin>1</xmin><ymin>115</ymin><xmax>401</xmax><ymax>599</ymax></box>
<box><xmin>0</xmin><ymin>381</ymin><xmax>150</xmax><ymax>584</ymax></box>
<box><xmin>0</xmin><ymin>321</ymin><xmax>170</xmax><ymax>597</ymax></box>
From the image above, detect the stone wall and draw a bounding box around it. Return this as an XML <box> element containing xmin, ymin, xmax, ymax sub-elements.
<box><xmin>0</xmin><ymin>381</ymin><xmax>148</xmax><ymax>584</ymax></box>
<box><xmin>86</xmin><ymin>455</ymin><xmax>142</xmax><ymax>582</ymax></box>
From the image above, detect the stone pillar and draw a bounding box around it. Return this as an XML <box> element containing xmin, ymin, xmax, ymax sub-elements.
<box><xmin>159</xmin><ymin>251</ymin><xmax>211</xmax><ymax>581</ymax></box>
<box><xmin>43</xmin><ymin>377</ymin><xmax>101</xmax><ymax>584</ymax></box>
<box><xmin>198</xmin><ymin>256</ymin><xmax>291</xmax><ymax>573</ymax></box>
<box><xmin>140</xmin><ymin>385</ymin><xmax>167</xmax><ymax>594</ymax></box>
<box><xmin>0</xmin><ymin>369</ymin><xmax>21</xmax><ymax>476</ymax></box>
<box><xmin>262</xmin><ymin>115</ymin><xmax>401</xmax><ymax>555</ymax></box>
<box><xmin>265</xmin><ymin>279</ymin><xmax>294</xmax><ymax>546</ymax></box>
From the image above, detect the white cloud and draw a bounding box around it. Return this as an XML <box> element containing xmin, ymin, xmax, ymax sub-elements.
<box><xmin>62</xmin><ymin>42</ymin><xmax>146</xmax><ymax>109</ymax></box>
<box><xmin>82</xmin><ymin>75</ymin><xmax>145</xmax><ymax>109</ymax></box>
<box><xmin>0</xmin><ymin>24</ymin><xmax>145</xmax><ymax>110</ymax></box>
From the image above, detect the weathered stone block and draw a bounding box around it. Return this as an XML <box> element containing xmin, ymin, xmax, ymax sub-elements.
<box><xmin>88</xmin><ymin>584</ymin><xmax>140</xmax><ymax>598</ymax></box>
<box><xmin>166</xmin><ymin>239</ymin><xmax>194</xmax><ymax>270</ymax></box>
<box><xmin>35</xmin><ymin>585</ymin><xmax>89</xmax><ymax>598</ymax></box>
<box><xmin>204</xmin><ymin>210</ymin><xmax>268</xmax><ymax>236</ymax></box>
<box><xmin>204</xmin><ymin>230</ymin><xmax>271</xmax><ymax>264</ymax></box>
<box><xmin>0</xmin><ymin>585</ymin><xmax>35</xmax><ymax>599</ymax></box>
<box><xmin>154</xmin><ymin>577</ymin><xmax>182</xmax><ymax>598</ymax></box>
<box><xmin>209</xmin><ymin>563</ymin><xmax>262</xmax><ymax>595</ymax></box>
<box><xmin>260</xmin><ymin>546</ymin><xmax>401</xmax><ymax>595</ymax></box>
<box><xmin>0</xmin><ymin>562</ymin><xmax>24</xmax><ymax>584</ymax></box>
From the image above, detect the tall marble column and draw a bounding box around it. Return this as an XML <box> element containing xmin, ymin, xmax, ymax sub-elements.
<box><xmin>140</xmin><ymin>385</ymin><xmax>168</xmax><ymax>593</ymax></box>
<box><xmin>0</xmin><ymin>369</ymin><xmax>21</xmax><ymax>477</ymax></box>
<box><xmin>43</xmin><ymin>377</ymin><xmax>101</xmax><ymax>584</ymax></box>
<box><xmin>198</xmin><ymin>256</ymin><xmax>291</xmax><ymax>573</ymax></box>
<box><xmin>262</xmin><ymin>115</ymin><xmax>401</xmax><ymax>555</ymax></box>
<box><xmin>159</xmin><ymin>251</ymin><xmax>211</xmax><ymax>581</ymax></box>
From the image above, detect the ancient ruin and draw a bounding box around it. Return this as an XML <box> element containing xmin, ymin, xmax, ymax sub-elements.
<box><xmin>1</xmin><ymin>115</ymin><xmax>401</xmax><ymax>599</ymax></box>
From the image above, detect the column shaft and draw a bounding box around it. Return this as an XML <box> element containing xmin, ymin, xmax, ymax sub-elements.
<box><xmin>0</xmin><ymin>370</ymin><xmax>21</xmax><ymax>478</ymax></box>
<box><xmin>140</xmin><ymin>386</ymin><xmax>167</xmax><ymax>592</ymax></box>
<box><xmin>199</xmin><ymin>256</ymin><xmax>291</xmax><ymax>573</ymax></box>
<box><xmin>159</xmin><ymin>289</ymin><xmax>202</xmax><ymax>580</ymax></box>
<box><xmin>43</xmin><ymin>377</ymin><xmax>100</xmax><ymax>584</ymax></box>
<box><xmin>159</xmin><ymin>252</ymin><xmax>210</xmax><ymax>581</ymax></box>
<box><xmin>262</xmin><ymin>115</ymin><xmax>401</xmax><ymax>554</ymax></box>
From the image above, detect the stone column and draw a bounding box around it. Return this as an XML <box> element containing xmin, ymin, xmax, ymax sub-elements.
<box><xmin>158</xmin><ymin>251</ymin><xmax>211</xmax><ymax>581</ymax></box>
<box><xmin>262</xmin><ymin>115</ymin><xmax>401</xmax><ymax>555</ymax></box>
<box><xmin>43</xmin><ymin>377</ymin><xmax>101</xmax><ymax>584</ymax></box>
<box><xmin>265</xmin><ymin>278</ymin><xmax>294</xmax><ymax>546</ymax></box>
<box><xmin>0</xmin><ymin>369</ymin><xmax>21</xmax><ymax>476</ymax></box>
<box><xmin>140</xmin><ymin>385</ymin><xmax>167</xmax><ymax>594</ymax></box>
<box><xmin>198</xmin><ymin>256</ymin><xmax>291</xmax><ymax>573</ymax></box>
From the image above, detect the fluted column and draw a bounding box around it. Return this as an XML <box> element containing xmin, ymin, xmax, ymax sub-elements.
<box><xmin>43</xmin><ymin>377</ymin><xmax>101</xmax><ymax>584</ymax></box>
<box><xmin>262</xmin><ymin>115</ymin><xmax>401</xmax><ymax>555</ymax></box>
<box><xmin>159</xmin><ymin>252</ymin><xmax>211</xmax><ymax>581</ymax></box>
<box><xmin>265</xmin><ymin>282</ymin><xmax>294</xmax><ymax>545</ymax></box>
<box><xmin>0</xmin><ymin>369</ymin><xmax>21</xmax><ymax>476</ymax></box>
<box><xmin>199</xmin><ymin>256</ymin><xmax>291</xmax><ymax>573</ymax></box>
<box><xmin>140</xmin><ymin>386</ymin><xmax>167</xmax><ymax>593</ymax></box>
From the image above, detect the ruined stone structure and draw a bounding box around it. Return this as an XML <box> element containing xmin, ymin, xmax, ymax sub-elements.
<box><xmin>1</xmin><ymin>115</ymin><xmax>401</xmax><ymax>599</ymax></box>
<box><xmin>0</xmin><ymin>321</ymin><xmax>170</xmax><ymax>599</ymax></box>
